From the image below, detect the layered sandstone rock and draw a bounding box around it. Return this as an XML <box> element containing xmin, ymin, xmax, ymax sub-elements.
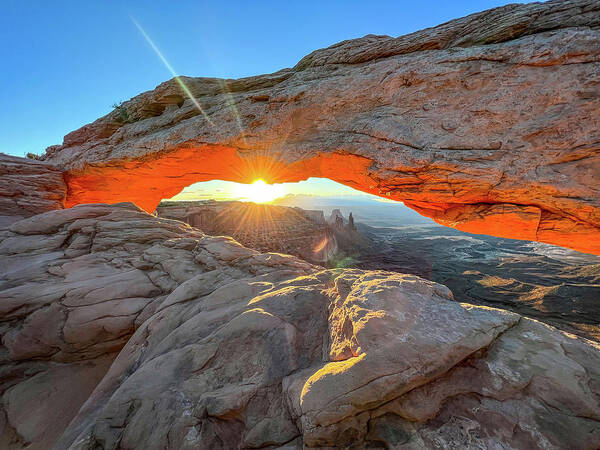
<box><xmin>0</xmin><ymin>154</ymin><xmax>66</xmax><ymax>226</ymax></box>
<box><xmin>155</xmin><ymin>200</ymin><xmax>338</xmax><ymax>263</ymax></box>
<box><xmin>38</xmin><ymin>0</ymin><xmax>600</xmax><ymax>254</ymax></box>
<box><xmin>1</xmin><ymin>203</ymin><xmax>599</xmax><ymax>449</ymax></box>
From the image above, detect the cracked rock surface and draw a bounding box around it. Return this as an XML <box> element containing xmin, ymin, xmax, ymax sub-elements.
<box><xmin>1</xmin><ymin>203</ymin><xmax>598</xmax><ymax>449</ymax></box>
<box><xmin>39</xmin><ymin>0</ymin><xmax>600</xmax><ymax>254</ymax></box>
<box><xmin>0</xmin><ymin>154</ymin><xmax>66</xmax><ymax>226</ymax></box>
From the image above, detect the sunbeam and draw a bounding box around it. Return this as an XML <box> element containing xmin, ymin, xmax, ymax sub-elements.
<box><xmin>218</xmin><ymin>79</ymin><xmax>247</xmax><ymax>145</ymax></box>
<box><xmin>131</xmin><ymin>17</ymin><xmax>214</xmax><ymax>126</ymax></box>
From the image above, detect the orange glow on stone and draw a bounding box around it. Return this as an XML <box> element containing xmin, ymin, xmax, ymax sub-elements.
<box><xmin>313</xmin><ymin>236</ymin><xmax>329</xmax><ymax>253</ymax></box>
<box><xmin>63</xmin><ymin>145</ymin><xmax>377</xmax><ymax>212</ymax></box>
<box><xmin>61</xmin><ymin>144</ymin><xmax>600</xmax><ymax>256</ymax></box>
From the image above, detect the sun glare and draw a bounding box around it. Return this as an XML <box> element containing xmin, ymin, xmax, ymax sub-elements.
<box><xmin>235</xmin><ymin>179</ymin><xmax>284</xmax><ymax>203</ymax></box>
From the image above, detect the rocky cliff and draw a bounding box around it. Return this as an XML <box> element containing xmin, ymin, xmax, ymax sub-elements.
<box><xmin>1</xmin><ymin>203</ymin><xmax>599</xmax><ymax>449</ymax></box>
<box><xmin>155</xmin><ymin>200</ymin><xmax>339</xmax><ymax>263</ymax></box>
<box><xmin>0</xmin><ymin>154</ymin><xmax>66</xmax><ymax>225</ymax></box>
<box><xmin>37</xmin><ymin>0</ymin><xmax>600</xmax><ymax>255</ymax></box>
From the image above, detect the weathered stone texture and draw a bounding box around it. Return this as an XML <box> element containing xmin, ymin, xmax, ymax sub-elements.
<box><xmin>0</xmin><ymin>154</ymin><xmax>66</xmax><ymax>226</ymax></box>
<box><xmin>1</xmin><ymin>203</ymin><xmax>598</xmax><ymax>449</ymax></box>
<box><xmin>39</xmin><ymin>0</ymin><xmax>600</xmax><ymax>254</ymax></box>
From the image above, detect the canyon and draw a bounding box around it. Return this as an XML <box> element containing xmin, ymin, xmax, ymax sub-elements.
<box><xmin>156</xmin><ymin>200</ymin><xmax>339</xmax><ymax>264</ymax></box>
<box><xmin>156</xmin><ymin>199</ymin><xmax>600</xmax><ymax>342</ymax></box>
<box><xmin>156</xmin><ymin>200</ymin><xmax>365</xmax><ymax>265</ymax></box>
<box><xmin>0</xmin><ymin>0</ymin><xmax>599</xmax><ymax>448</ymax></box>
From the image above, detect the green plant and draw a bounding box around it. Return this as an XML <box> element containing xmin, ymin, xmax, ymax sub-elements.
<box><xmin>25</xmin><ymin>152</ymin><xmax>39</xmax><ymax>160</ymax></box>
<box><xmin>112</xmin><ymin>102</ymin><xmax>129</xmax><ymax>123</ymax></box>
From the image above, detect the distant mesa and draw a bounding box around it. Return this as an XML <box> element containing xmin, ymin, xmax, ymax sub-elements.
<box><xmin>328</xmin><ymin>209</ymin><xmax>345</xmax><ymax>228</ymax></box>
<box><xmin>155</xmin><ymin>200</ymin><xmax>367</xmax><ymax>265</ymax></box>
<box><xmin>296</xmin><ymin>207</ymin><xmax>325</xmax><ymax>224</ymax></box>
<box><xmin>348</xmin><ymin>212</ymin><xmax>357</xmax><ymax>231</ymax></box>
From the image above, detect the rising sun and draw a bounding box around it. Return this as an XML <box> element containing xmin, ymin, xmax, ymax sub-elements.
<box><xmin>235</xmin><ymin>179</ymin><xmax>284</xmax><ymax>203</ymax></box>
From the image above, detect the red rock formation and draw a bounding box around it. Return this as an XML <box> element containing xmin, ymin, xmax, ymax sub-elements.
<box><xmin>40</xmin><ymin>0</ymin><xmax>600</xmax><ymax>254</ymax></box>
<box><xmin>0</xmin><ymin>154</ymin><xmax>66</xmax><ymax>224</ymax></box>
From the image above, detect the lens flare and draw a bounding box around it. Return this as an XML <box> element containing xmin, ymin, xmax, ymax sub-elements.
<box><xmin>218</xmin><ymin>79</ymin><xmax>246</xmax><ymax>144</ymax></box>
<box><xmin>131</xmin><ymin>17</ymin><xmax>213</xmax><ymax>126</ymax></box>
<box><xmin>313</xmin><ymin>236</ymin><xmax>329</xmax><ymax>253</ymax></box>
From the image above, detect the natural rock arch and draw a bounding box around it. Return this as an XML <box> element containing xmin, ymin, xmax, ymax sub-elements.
<box><xmin>41</xmin><ymin>0</ymin><xmax>600</xmax><ymax>254</ymax></box>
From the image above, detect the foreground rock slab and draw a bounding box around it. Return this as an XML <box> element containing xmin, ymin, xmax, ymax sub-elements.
<box><xmin>0</xmin><ymin>203</ymin><xmax>598</xmax><ymax>449</ymax></box>
<box><xmin>40</xmin><ymin>0</ymin><xmax>600</xmax><ymax>254</ymax></box>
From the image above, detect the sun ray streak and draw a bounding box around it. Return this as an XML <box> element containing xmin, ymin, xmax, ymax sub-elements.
<box><xmin>218</xmin><ymin>79</ymin><xmax>246</xmax><ymax>145</ymax></box>
<box><xmin>131</xmin><ymin>17</ymin><xmax>214</xmax><ymax>126</ymax></box>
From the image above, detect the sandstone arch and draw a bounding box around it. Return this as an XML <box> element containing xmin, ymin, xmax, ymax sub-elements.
<box><xmin>41</xmin><ymin>0</ymin><xmax>600</xmax><ymax>254</ymax></box>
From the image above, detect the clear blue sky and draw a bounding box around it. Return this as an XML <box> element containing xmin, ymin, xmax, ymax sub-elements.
<box><xmin>1</xmin><ymin>0</ymin><xmax>527</xmax><ymax>158</ymax></box>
